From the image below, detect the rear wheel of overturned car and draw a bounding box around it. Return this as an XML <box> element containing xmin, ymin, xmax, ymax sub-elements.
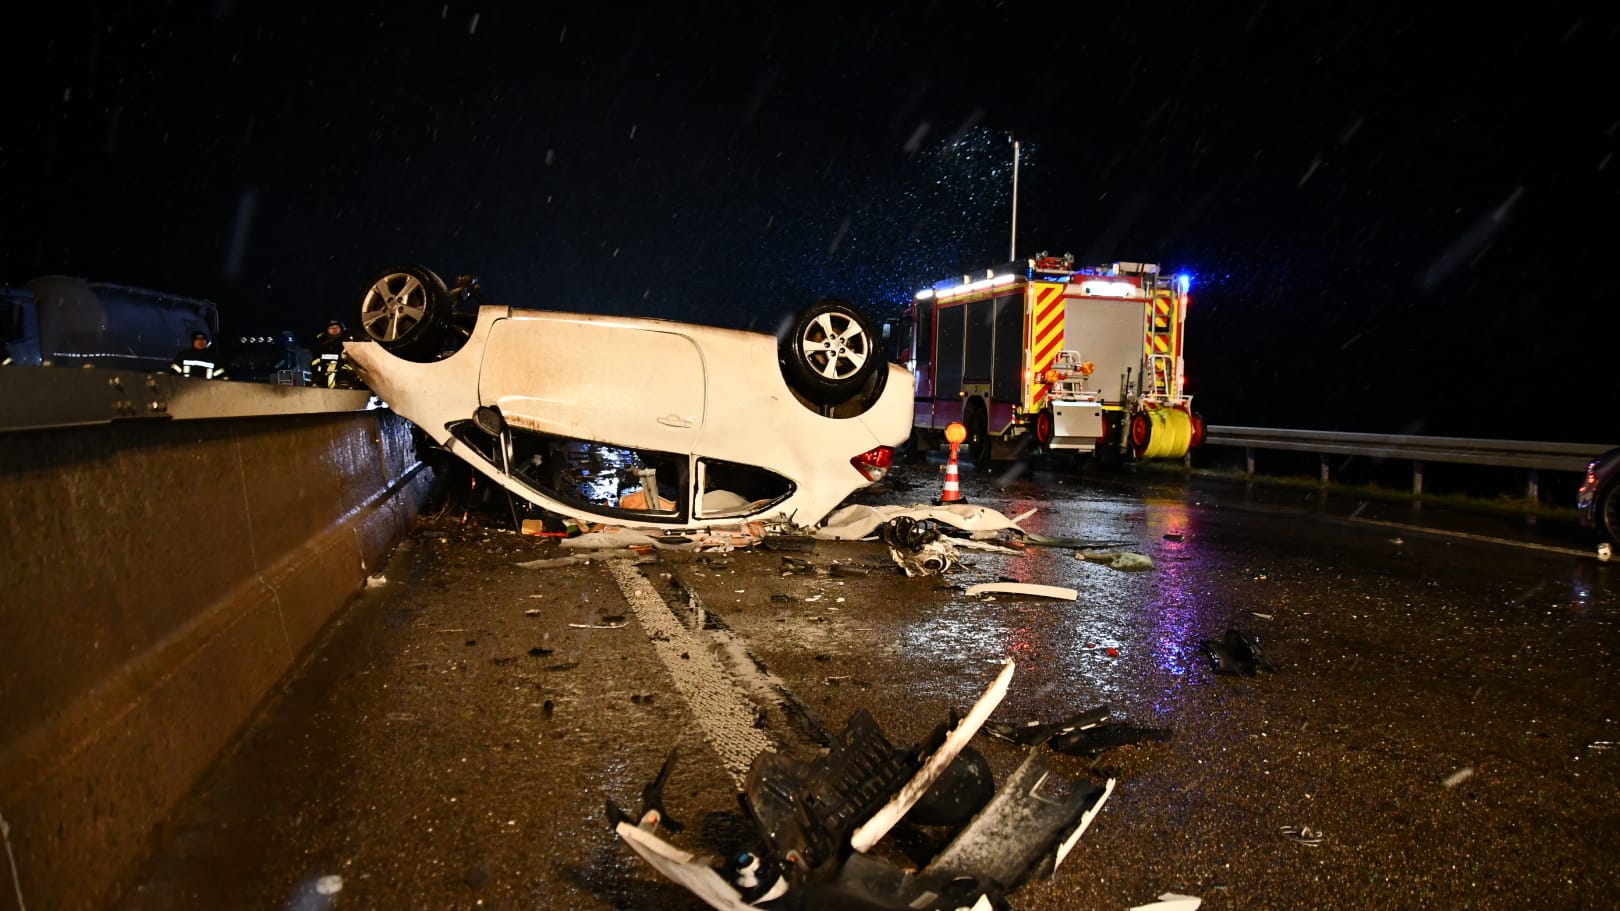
<box><xmin>779</xmin><ymin>299</ymin><xmax>881</xmax><ymax>405</ymax></box>
<box><xmin>359</xmin><ymin>264</ymin><xmax>452</xmax><ymax>361</ymax></box>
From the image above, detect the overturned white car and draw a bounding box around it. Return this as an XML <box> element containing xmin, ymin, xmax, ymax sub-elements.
<box><xmin>344</xmin><ymin>265</ymin><xmax>912</xmax><ymax>531</ymax></box>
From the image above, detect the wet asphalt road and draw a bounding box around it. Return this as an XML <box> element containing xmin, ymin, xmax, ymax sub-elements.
<box><xmin>120</xmin><ymin>457</ymin><xmax>1620</xmax><ymax>910</ymax></box>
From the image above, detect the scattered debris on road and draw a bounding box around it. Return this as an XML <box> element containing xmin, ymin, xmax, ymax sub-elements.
<box><xmin>1278</xmin><ymin>825</ymin><xmax>1325</xmax><ymax>847</ymax></box>
<box><xmin>965</xmin><ymin>582</ymin><xmax>1079</xmax><ymax>601</ymax></box>
<box><xmin>1130</xmin><ymin>892</ymin><xmax>1202</xmax><ymax>910</ymax></box>
<box><xmin>610</xmin><ymin>659</ymin><xmax>1118</xmax><ymax>910</ymax></box>
<box><xmin>879</xmin><ymin>515</ymin><xmax>963</xmax><ymax>577</ymax></box>
<box><xmin>816</xmin><ymin>503</ymin><xmax>1029</xmax><ymax>541</ymax></box>
<box><xmin>1076</xmin><ymin>551</ymin><xmax>1155</xmax><ymax>572</ymax></box>
<box><xmin>1199</xmin><ymin>628</ymin><xmax>1277</xmax><ymax>677</ymax></box>
<box><xmin>984</xmin><ymin>708</ymin><xmax>1172</xmax><ymax>757</ymax></box>
<box><xmin>516</xmin><ymin>554</ymin><xmax>596</xmax><ymax>570</ymax></box>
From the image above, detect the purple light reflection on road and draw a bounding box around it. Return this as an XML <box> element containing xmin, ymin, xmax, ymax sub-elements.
<box><xmin>1138</xmin><ymin>498</ymin><xmax>1224</xmax><ymax>714</ymax></box>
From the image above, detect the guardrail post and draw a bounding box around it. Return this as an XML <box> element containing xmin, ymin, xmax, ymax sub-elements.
<box><xmin>1245</xmin><ymin>447</ymin><xmax>1255</xmax><ymax>477</ymax></box>
<box><xmin>1526</xmin><ymin>469</ymin><xmax>1539</xmax><ymax>503</ymax></box>
<box><xmin>1319</xmin><ymin>454</ymin><xmax>1329</xmax><ymax>486</ymax></box>
<box><xmin>1412</xmin><ymin>461</ymin><xmax>1424</xmax><ymax>496</ymax></box>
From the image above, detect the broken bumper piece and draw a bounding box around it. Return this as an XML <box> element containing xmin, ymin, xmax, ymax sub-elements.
<box><xmin>610</xmin><ymin>660</ymin><xmax>1116</xmax><ymax>910</ymax></box>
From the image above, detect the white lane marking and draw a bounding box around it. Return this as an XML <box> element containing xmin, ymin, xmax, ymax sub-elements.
<box><xmin>1347</xmin><ymin>515</ymin><xmax>1596</xmax><ymax>557</ymax></box>
<box><xmin>606</xmin><ymin>560</ymin><xmax>774</xmax><ymax>788</ymax></box>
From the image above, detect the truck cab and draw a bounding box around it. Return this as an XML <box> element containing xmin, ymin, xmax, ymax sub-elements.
<box><xmin>1</xmin><ymin>286</ymin><xmax>41</xmax><ymax>366</ymax></box>
<box><xmin>0</xmin><ymin>276</ymin><xmax>220</xmax><ymax>371</ymax></box>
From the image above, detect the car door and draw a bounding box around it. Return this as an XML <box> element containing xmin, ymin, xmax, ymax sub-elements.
<box><xmin>477</xmin><ymin>314</ymin><xmax>706</xmax><ymax>452</ymax></box>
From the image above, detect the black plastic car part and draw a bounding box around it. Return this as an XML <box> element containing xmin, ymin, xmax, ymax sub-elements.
<box><xmin>610</xmin><ymin>660</ymin><xmax>1119</xmax><ymax>910</ymax></box>
<box><xmin>741</xmin><ymin>708</ymin><xmax>922</xmax><ymax>873</ymax></box>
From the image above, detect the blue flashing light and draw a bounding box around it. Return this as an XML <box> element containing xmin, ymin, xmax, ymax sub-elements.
<box><xmin>1176</xmin><ymin>273</ymin><xmax>1192</xmax><ymax>294</ymax></box>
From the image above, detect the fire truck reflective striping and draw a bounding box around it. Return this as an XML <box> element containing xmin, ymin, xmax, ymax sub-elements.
<box><xmin>902</xmin><ymin>256</ymin><xmax>1200</xmax><ymax>461</ymax></box>
<box><xmin>1147</xmin><ymin>292</ymin><xmax>1175</xmax><ymax>356</ymax></box>
<box><xmin>1029</xmin><ymin>284</ymin><xmax>1066</xmax><ymax>410</ymax></box>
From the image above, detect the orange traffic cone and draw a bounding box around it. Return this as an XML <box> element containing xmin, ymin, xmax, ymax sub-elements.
<box><xmin>937</xmin><ymin>421</ymin><xmax>968</xmax><ymax>505</ymax></box>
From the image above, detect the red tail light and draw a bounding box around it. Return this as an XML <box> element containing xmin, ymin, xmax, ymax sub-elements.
<box><xmin>851</xmin><ymin>446</ymin><xmax>894</xmax><ymax>482</ymax></box>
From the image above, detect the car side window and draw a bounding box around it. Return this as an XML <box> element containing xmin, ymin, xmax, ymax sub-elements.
<box><xmin>508</xmin><ymin>429</ymin><xmax>687</xmax><ymax>522</ymax></box>
<box><xmin>696</xmin><ymin>458</ymin><xmax>794</xmax><ymax>519</ymax></box>
<box><xmin>447</xmin><ymin>420</ymin><xmax>502</xmax><ymax>467</ymax></box>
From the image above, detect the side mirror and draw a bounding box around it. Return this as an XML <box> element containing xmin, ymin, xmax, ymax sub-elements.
<box><xmin>473</xmin><ymin>404</ymin><xmax>504</xmax><ymax>437</ymax></box>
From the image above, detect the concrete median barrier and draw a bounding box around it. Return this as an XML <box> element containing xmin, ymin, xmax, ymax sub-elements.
<box><xmin>0</xmin><ymin>404</ymin><xmax>430</xmax><ymax>911</ymax></box>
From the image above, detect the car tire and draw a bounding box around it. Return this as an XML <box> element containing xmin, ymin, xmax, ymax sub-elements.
<box><xmin>1601</xmin><ymin>483</ymin><xmax>1620</xmax><ymax>544</ymax></box>
<box><xmin>779</xmin><ymin>299</ymin><xmax>881</xmax><ymax>405</ymax></box>
<box><xmin>359</xmin><ymin>264</ymin><xmax>452</xmax><ymax>361</ymax></box>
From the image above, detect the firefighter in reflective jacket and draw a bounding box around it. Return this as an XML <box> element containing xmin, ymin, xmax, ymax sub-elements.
<box><xmin>312</xmin><ymin>319</ymin><xmax>358</xmax><ymax>388</ymax></box>
<box><xmin>170</xmin><ymin>331</ymin><xmax>227</xmax><ymax>379</ymax></box>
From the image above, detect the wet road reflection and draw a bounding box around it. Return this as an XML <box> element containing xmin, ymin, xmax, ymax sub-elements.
<box><xmin>883</xmin><ymin>454</ymin><xmax>1618</xmax><ymax>742</ymax></box>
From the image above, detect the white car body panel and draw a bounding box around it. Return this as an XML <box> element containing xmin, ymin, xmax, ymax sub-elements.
<box><xmin>345</xmin><ymin>305</ymin><xmax>913</xmax><ymax>531</ymax></box>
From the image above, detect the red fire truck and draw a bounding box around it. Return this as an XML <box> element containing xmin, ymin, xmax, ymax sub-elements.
<box><xmin>898</xmin><ymin>252</ymin><xmax>1203</xmax><ymax>465</ymax></box>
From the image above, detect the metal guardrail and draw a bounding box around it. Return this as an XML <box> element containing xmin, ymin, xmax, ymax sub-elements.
<box><xmin>1202</xmin><ymin>425</ymin><xmax>1617</xmax><ymax>496</ymax></box>
<box><xmin>0</xmin><ymin>366</ymin><xmax>380</xmax><ymax>433</ymax></box>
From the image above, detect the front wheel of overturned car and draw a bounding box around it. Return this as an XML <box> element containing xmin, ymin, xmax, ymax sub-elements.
<box><xmin>779</xmin><ymin>299</ymin><xmax>882</xmax><ymax>405</ymax></box>
<box><xmin>359</xmin><ymin>264</ymin><xmax>453</xmax><ymax>361</ymax></box>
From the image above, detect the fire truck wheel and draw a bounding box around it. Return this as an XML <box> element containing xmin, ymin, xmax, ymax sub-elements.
<box><xmin>1129</xmin><ymin>412</ymin><xmax>1152</xmax><ymax>457</ymax></box>
<box><xmin>967</xmin><ymin>406</ymin><xmax>992</xmax><ymax>466</ymax></box>
<box><xmin>779</xmin><ymin>299</ymin><xmax>882</xmax><ymax>405</ymax></box>
<box><xmin>1190</xmin><ymin>412</ymin><xmax>1207</xmax><ymax>448</ymax></box>
<box><xmin>902</xmin><ymin>426</ymin><xmax>932</xmax><ymax>462</ymax></box>
<box><xmin>1034</xmin><ymin>408</ymin><xmax>1055</xmax><ymax>447</ymax></box>
<box><xmin>358</xmin><ymin>263</ymin><xmax>453</xmax><ymax>362</ymax></box>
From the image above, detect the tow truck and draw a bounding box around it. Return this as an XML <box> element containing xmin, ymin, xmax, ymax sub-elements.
<box><xmin>897</xmin><ymin>252</ymin><xmax>1203</xmax><ymax>465</ymax></box>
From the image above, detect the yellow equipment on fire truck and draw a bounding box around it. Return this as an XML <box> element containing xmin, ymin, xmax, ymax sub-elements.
<box><xmin>899</xmin><ymin>252</ymin><xmax>1203</xmax><ymax>465</ymax></box>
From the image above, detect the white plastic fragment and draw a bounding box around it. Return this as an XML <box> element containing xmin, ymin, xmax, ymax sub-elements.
<box><xmin>1442</xmin><ymin>767</ymin><xmax>1474</xmax><ymax>788</ymax></box>
<box><xmin>614</xmin><ymin>822</ymin><xmax>758</xmax><ymax>910</ymax></box>
<box><xmin>2</xmin><ymin>810</ymin><xmax>25</xmax><ymax>911</ymax></box>
<box><xmin>1279</xmin><ymin>824</ymin><xmax>1325</xmax><ymax>846</ymax></box>
<box><xmin>816</xmin><ymin>503</ymin><xmax>1029</xmax><ymax>540</ymax></box>
<box><xmin>850</xmin><ymin>659</ymin><xmax>1016</xmax><ymax>853</ymax></box>
<box><xmin>1053</xmin><ymin>777</ymin><xmax>1116</xmax><ymax>871</ymax></box>
<box><xmin>315</xmin><ymin>874</ymin><xmax>344</xmax><ymax>895</ymax></box>
<box><xmin>964</xmin><ymin>582</ymin><xmax>1078</xmax><ymax>601</ymax></box>
<box><xmin>516</xmin><ymin>555</ymin><xmax>595</xmax><ymax>569</ymax></box>
<box><xmin>1128</xmin><ymin>893</ymin><xmax>1202</xmax><ymax>911</ymax></box>
<box><xmin>365</xmin><ymin>574</ymin><xmax>388</xmax><ymax>588</ymax></box>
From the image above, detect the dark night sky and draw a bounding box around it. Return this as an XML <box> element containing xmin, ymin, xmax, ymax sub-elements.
<box><xmin>4</xmin><ymin>3</ymin><xmax>1616</xmax><ymax>439</ymax></box>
